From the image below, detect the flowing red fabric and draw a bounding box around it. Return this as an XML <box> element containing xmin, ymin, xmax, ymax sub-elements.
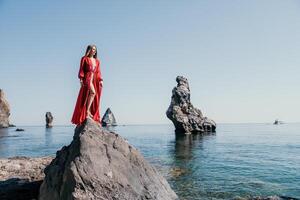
<box><xmin>71</xmin><ymin>56</ymin><xmax>103</xmax><ymax>125</ymax></box>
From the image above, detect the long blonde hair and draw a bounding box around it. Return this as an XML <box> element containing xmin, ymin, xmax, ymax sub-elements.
<box><xmin>85</xmin><ymin>44</ymin><xmax>98</xmax><ymax>58</ymax></box>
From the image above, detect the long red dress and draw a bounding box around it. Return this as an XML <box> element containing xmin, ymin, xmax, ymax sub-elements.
<box><xmin>71</xmin><ymin>56</ymin><xmax>103</xmax><ymax>125</ymax></box>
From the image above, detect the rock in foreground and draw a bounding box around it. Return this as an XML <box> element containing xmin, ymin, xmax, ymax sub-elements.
<box><xmin>166</xmin><ymin>76</ymin><xmax>216</xmax><ymax>134</ymax></box>
<box><xmin>0</xmin><ymin>89</ymin><xmax>11</xmax><ymax>128</ymax></box>
<box><xmin>101</xmin><ymin>107</ymin><xmax>117</xmax><ymax>126</ymax></box>
<box><xmin>0</xmin><ymin>156</ymin><xmax>53</xmax><ymax>200</ymax></box>
<box><xmin>39</xmin><ymin>119</ymin><xmax>178</xmax><ymax>200</ymax></box>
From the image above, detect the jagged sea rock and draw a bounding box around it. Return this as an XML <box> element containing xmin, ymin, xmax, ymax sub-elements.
<box><xmin>0</xmin><ymin>89</ymin><xmax>10</xmax><ymax>128</ymax></box>
<box><xmin>39</xmin><ymin>118</ymin><xmax>178</xmax><ymax>200</ymax></box>
<box><xmin>166</xmin><ymin>76</ymin><xmax>216</xmax><ymax>134</ymax></box>
<box><xmin>45</xmin><ymin>112</ymin><xmax>53</xmax><ymax>128</ymax></box>
<box><xmin>101</xmin><ymin>108</ymin><xmax>117</xmax><ymax>126</ymax></box>
<box><xmin>273</xmin><ymin>119</ymin><xmax>284</xmax><ymax>125</ymax></box>
<box><xmin>0</xmin><ymin>156</ymin><xmax>53</xmax><ymax>200</ymax></box>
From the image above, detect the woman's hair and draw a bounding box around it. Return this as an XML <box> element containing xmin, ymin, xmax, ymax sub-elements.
<box><xmin>85</xmin><ymin>44</ymin><xmax>97</xmax><ymax>58</ymax></box>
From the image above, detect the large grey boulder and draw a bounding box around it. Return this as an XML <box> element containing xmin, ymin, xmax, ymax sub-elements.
<box><xmin>166</xmin><ymin>76</ymin><xmax>216</xmax><ymax>134</ymax></box>
<box><xmin>0</xmin><ymin>156</ymin><xmax>53</xmax><ymax>200</ymax></box>
<box><xmin>0</xmin><ymin>89</ymin><xmax>10</xmax><ymax>128</ymax></box>
<box><xmin>45</xmin><ymin>112</ymin><xmax>53</xmax><ymax>128</ymax></box>
<box><xmin>39</xmin><ymin>118</ymin><xmax>178</xmax><ymax>200</ymax></box>
<box><xmin>101</xmin><ymin>108</ymin><xmax>117</xmax><ymax>127</ymax></box>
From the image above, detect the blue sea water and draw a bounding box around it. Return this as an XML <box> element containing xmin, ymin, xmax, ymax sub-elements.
<box><xmin>0</xmin><ymin>123</ymin><xmax>299</xmax><ymax>199</ymax></box>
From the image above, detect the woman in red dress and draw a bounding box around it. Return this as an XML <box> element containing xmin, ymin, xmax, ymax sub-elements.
<box><xmin>71</xmin><ymin>45</ymin><xmax>103</xmax><ymax>125</ymax></box>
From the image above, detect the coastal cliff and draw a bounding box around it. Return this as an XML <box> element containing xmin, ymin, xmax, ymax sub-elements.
<box><xmin>0</xmin><ymin>89</ymin><xmax>11</xmax><ymax>128</ymax></box>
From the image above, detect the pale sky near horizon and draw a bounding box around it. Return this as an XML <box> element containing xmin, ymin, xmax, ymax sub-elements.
<box><xmin>0</xmin><ymin>0</ymin><xmax>300</xmax><ymax>125</ymax></box>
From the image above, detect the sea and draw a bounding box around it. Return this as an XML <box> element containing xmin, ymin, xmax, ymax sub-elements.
<box><xmin>0</xmin><ymin>123</ymin><xmax>299</xmax><ymax>200</ymax></box>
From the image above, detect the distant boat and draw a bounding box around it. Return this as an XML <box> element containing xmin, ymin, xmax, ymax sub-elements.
<box><xmin>273</xmin><ymin>119</ymin><xmax>284</xmax><ymax>125</ymax></box>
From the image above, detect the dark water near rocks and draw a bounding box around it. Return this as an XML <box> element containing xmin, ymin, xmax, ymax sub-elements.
<box><xmin>0</xmin><ymin>123</ymin><xmax>299</xmax><ymax>199</ymax></box>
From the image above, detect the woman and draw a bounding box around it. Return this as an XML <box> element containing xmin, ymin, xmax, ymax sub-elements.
<box><xmin>71</xmin><ymin>45</ymin><xmax>103</xmax><ymax>125</ymax></box>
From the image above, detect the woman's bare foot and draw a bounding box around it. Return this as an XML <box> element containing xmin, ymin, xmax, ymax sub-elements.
<box><xmin>86</xmin><ymin>111</ymin><xmax>93</xmax><ymax>119</ymax></box>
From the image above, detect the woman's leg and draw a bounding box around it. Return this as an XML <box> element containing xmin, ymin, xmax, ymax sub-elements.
<box><xmin>86</xmin><ymin>82</ymin><xmax>96</xmax><ymax>118</ymax></box>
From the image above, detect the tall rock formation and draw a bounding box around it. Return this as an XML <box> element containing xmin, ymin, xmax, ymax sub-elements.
<box><xmin>166</xmin><ymin>76</ymin><xmax>216</xmax><ymax>134</ymax></box>
<box><xmin>45</xmin><ymin>112</ymin><xmax>53</xmax><ymax>128</ymax></box>
<box><xmin>39</xmin><ymin>119</ymin><xmax>178</xmax><ymax>200</ymax></box>
<box><xmin>101</xmin><ymin>108</ymin><xmax>117</xmax><ymax>126</ymax></box>
<box><xmin>0</xmin><ymin>89</ymin><xmax>10</xmax><ymax>128</ymax></box>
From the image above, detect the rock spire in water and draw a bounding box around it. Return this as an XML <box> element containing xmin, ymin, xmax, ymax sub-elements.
<box><xmin>166</xmin><ymin>76</ymin><xmax>216</xmax><ymax>134</ymax></box>
<box><xmin>45</xmin><ymin>112</ymin><xmax>53</xmax><ymax>128</ymax></box>
<box><xmin>101</xmin><ymin>107</ymin><xmax>117</xmax><ymax>126</ymax></box>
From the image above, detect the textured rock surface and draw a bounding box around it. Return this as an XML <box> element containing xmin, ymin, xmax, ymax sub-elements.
<box><xmin>166</xmin><ymin>76</ymin><xmax>216</xmax><ymax>134</ymax></box>
<box><xmin>101</xmin><ymin>108</ymin><xmax>117</xmax><ymax>126</ymax></box>
<box><xmin>45</xmin><ymin>112</ymin><xmax>53</xmax><ymax>128</ymax></box>
<box><xmin>0</xmin><ymin>89</ymin><xmax>10</xmax><ymax>128</ymax></box>
<box><xmin>0</xmin><ymin>156</ymin><xmax>53</xmax><ymax>200</ymax></box>
<box><xmin>39</xmin><ymin>118</ymin><xmax>178</xmax><ymax>200</ymax></box>
<box><xmin>234</xmin><ymin>195</ymin><xmax>299</xmax><ymax>200</ymax></box>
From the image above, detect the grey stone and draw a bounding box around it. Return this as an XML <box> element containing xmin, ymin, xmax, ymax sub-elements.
<box><xmin>166</xmin><ymin>76</ymin><xmax>216</xmax><ymax>134</ymax></box>
<box><xmin>101</xmin><ymin>108</ymin><xmax>117</xmax><ymax>127</ymax></box>
<box><xmin>39</xmin><ymin>118</ymin><xmax>178</xmax><ymax>200</ymax></box>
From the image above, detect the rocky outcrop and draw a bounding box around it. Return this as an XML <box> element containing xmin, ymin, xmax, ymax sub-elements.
<box><xmin>39</xmin><ymin>118</ymin><xmax>178</xmax><ymax>200</ymax></box>
<box><xmin>234</xmin><ymin>195</ymin><xmax>299</xmax><ymax>200</ymax></box>
<box><xmin>0</xmin><ymin>89</ymin><xmax>10</xmax><ymax>128</ymax></box>
<box><xmin>0</xmin><ymin>156</ymin><xmax>53</xmax><ymax>200</ymax></box>
<box><xmin>45</xmin><ymin>112</ymin><xmax>53</xmax><ymax>128</ymax></box>
<box><xmin>273</xmin><ymin>119</ymin><xmax>284</xmax><ymax>125</ymax></box>
<box><xmin>101</xmin><ymin>108</ymin><xmax>117</xmax><ymax>126</ymax></box>
<box><xmin>166</xmin><ymin>76</ymin><xmax>216</xmax><ymax>134</ymax></box>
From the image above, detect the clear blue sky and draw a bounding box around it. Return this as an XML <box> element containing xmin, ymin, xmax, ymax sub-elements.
<box><xmin>0</xmin><ymin>0</ymin><xmax>300</xmax><ymax>125</ymax></box>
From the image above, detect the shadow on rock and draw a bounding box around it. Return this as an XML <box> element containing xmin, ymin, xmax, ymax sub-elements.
<box><xmin>0</xmin><ymin>178</ymin><xmax>42</xmax><ymax>200</ymax></box>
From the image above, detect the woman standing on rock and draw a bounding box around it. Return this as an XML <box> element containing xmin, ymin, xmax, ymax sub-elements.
<box><xmin>71</xmin><ymin>44</ymin><xmax>103</xmax><ymax>125</ymax></box>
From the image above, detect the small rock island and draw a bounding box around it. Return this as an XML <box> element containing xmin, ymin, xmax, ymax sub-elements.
<box><xmin>101</xmin><ymin>107</ymin><xmax>117</xmax><ymax>127</ymax></box>
<box><xmin>166</xmin><ymin>76</ymin><xmax>216</xmax><ymax>134</ymax></box>
<box><xmin>45</xmin><ymin>112</ymin><xmax>53</xmax><ymax>128</ymax></box>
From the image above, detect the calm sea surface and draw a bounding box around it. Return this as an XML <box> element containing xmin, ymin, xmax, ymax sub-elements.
<box><xmin>0</xmin><ymin>123</ymin><xmax>299</xmax><ymax>199</ymax></box>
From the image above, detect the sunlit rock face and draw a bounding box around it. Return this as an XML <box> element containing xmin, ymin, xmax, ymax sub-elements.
<box><xmin>0</xmin><ymin>89</ymin><xmax>10</xmax><ymax>128</ymax></box>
